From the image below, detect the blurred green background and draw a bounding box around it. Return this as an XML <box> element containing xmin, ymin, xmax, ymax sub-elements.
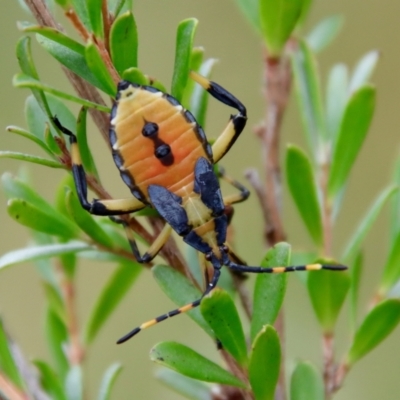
<box><xmin>1</xmin><ymin>0</ymin><xmax>400</xmax><ymax>399</ymax></box>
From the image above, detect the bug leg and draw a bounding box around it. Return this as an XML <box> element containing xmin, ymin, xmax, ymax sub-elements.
<box><xmin>217</xmin><ymin>165</ymin><xmax>250</xmax><ymax>206</ymax></box>
<box><xmin>189</xmin><ymin>71</ymin><xmax>247</xmax><ymax>163</ymax></box>
<box><xmin>116</xmin><ymin>267</ymin><xmax>222</xmax><ymax>344</ymax></box>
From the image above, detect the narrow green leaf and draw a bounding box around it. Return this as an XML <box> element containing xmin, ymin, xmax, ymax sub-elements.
<box><xmin>152</xmin><ymin>265</ymin><xmax>213</xmax><ymax>337</ymax></box>
<box><xmin>171</xmin><ymin>18</ymin><xmax>198</xmax><ymax>101</ymax></box>
<box><xmin>306</xmin><ymin>15</ymin><xmax>344</xmax><ymax>52</ymax></box>
<box><xmin>234</xmin><ymin>0</ymin><xmax>260</xmax><ymax>31</ymax></box>
<box><xmin>156</xmin><ymin>368</ymin><xmax>212</xmax><ymax>400</ymax></box>
<box><xmin>291</xmin><ymin>40</ymin><xmax>326</xmax><ymax>150</ymax></box>
<box><xmin>33</xmin><ymin>360</ymin><xmax>67</xmax><ymax>400</ymax></box>
<box><xmin>248</xmin><ymin>325</ymin><xmax>281</xmax><ymax>400</ymax></box>
<box><xmin>347</xmin><ymin>299</ymin><xmax>400</xmax><ymax>365</ymax></box>
<box><xmin>349</xmin><ymin>51</ymin><xmax>379</xmax><ymax>93</ymax></box>
<box><xmin>390</xmin><ymin>156</ymin><xmax>400</xmax><ymax>240</ymax></box>
<box><xmin>259</xmin><ymin>0</ymin><xmax>303</xmax><ymax>57</ymax></box>
<box><xmin>121</xmin><ymin>67</ymin><xmax>148</xmax><ymax>85</ymax></box>
<box><xmin>201</xmin><ymin>289</ymin><xmax>247</xmax><ymax>366</ymax></box>
<box><xmin>110</xmin><ymin>11</ymin><xmax>138</xmax><ymax>75</ymax></box>
<box><xmin>342</xmin><ymin>186</ymin><xmax>398</xmax><ymax>263</ymax></box>
<box><xmin>5</xmin><ymin>126</ymin><xmax>52</xmax><ymax>156</ymax></box>
<box><xmin>14</xmin><ymin>74</ymin><xmax>110</xmax><ymax>112</ymax></box>
<box><xmin>43</xmin><ymin>283</ymin><xmax>67</xmax><ymax>325</ymax></box>
<box><xmin>328</xmin><ymin>85</ymin><xmax>376</xmax><ymax>197</ymax></box>
<box><xmin>0</xmin><ymin>319</ymin><xmax>24</xmax><ymax>389</ymax></box>
<box><xmin>87</xmin><ymin>0</ymin><xmax>103</xmax><ymax>37</ymax></box>
<box><xmin>307</xmin><ymin>269</ymin><xmax>350</xmax><ymax>333</ymax></box>
<box><xmin>0</xmin><ymin>241</ymin><xmax>91</xmax><ymax>270</ymax></box>
<box><xmin>97</xmin><ymin>363</ymin><xmax>123</xmax><ymax>400</ymax></box>
<box><xmin>150</xmin><ymin>342</ymin><xmax>246</xmax><ymax>388</ymax></box>
<box><xmin>251</xmin><ymin>243</ymin><xmax>289</xmax><ymax>341</ymax></box>
<box><xmin>85</xmin><ymin>41</ymin><xmax>116</xmax><ymax>96</ymax></box>
<box><xmin>350</xmin><ymin>252</ymin><xmax>363</xmax><ymax>333</ymax></box>
<box><xmin>0</xmin><ymin>151</ymin><xmax>63</xmax><ymax>168</ymax></box>
<box><xmin>45</xmin><ymin>124</ymin><xmax>63</xmax><ymax>155</ymax></box>
<box><xmin>286</xmin><ymin>145</ymin><xmax>323</xmax><ymax>245</ymax></box>
<box><xmin>70</xmin><ymin>0</ymin><xmax>90</xmax><ymax>30</ymax></box>
<box><xmin>85</xmin><ymin>260</ymin><xmax>142</xmax><ymax>344</ymax></box>
<box><xmin>65</xmin><ymin>365</ymin><xmax>83</xmax><ymax>400</ymax></box>
<box><xmin>182</xmin><ymin>46</ymin><xmax>204</xmax><ymax>109</ymax></box>
<box><xmin>380</xmin><ymin>231</ymin><xmax>400</xmax><ymax>295</ymax></box>
<box><xmin>290</xmin><ymin>361</ymin><xmax>324</xmax><ymax>400</ymax></box>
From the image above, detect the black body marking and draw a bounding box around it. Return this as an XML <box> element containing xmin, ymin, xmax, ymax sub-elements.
<box><xmin>142</xmin><ymin>121</ymin><xmax>159</xmax><ymax>137</ymax></box>
<box><xmin>183</xmin><ymin>230</ymin><xmax>213</xmax><ymax>254</ymax></box>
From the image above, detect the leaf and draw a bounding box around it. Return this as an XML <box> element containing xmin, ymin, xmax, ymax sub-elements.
<box><xmin>70</xmin><ymin>0</ymin><xmax>90</xmax><ymax>31</ymax></box>
<box><xmin>121</xmin><ymin>67</ymin><xmax>148</xmax><ymax>85</ymax></box>
<box><xmin>234</xmin><ymin>0</ymin><xmax>260</xmax><ymax>31</ymax></box>
<box><xmin>43</xmin><ymin>283</ymin><xmax>67</xmax><ymax>325</ymax></box>
<box><xmin>291</xmin><ymin>40</ymin><xmax>326</xmax><ymax>150</ymax></box>
<box><xmin>380</xmin><ymin>231</ymin><xmax>400</xmax><ymax>295</ymax></box>
<box><xmin>350</xmin><ymin>252</ymin><xmax>363</xmax><ymax>332</ymax></box>
<box><xmin>307</xmin><ymin>269</ymin><xmax>350</xmax><ymax>333</ymax></box>
<box><xmin>85</xmin><ymin>261</ymin><xmax>142</xmax><ymax>344</ymax></box>
<box><xmin>328</xmin><ymin>85</ymin><xmax>376</xmax><ymax>197</ymax></box>
<box><xmin>156</xmin><ymin>368</ymin><xmax>212</xmax><ymax>400</ymax></box>
<box><xmin>171</xmin><ymin>18</ymin><xmax>198</xmax><ymax>101</ymax></box>
<box><xmin>87</xmin><ymin>0</ymin><xmax>103</xmax><ymax>37</ymax></box>
<box><xmin>150</xmin><ymin>342</ymin><xmax>246</xmax><ymax>388</ymax></box>
<box><xmin>349</xmin><ymin>51</ymin><xmax>379</xmax><ymax>93</ymax></box>
<box><xmin>0</xmin><ymin>151</ymin><xmax>63</xmax><ymax>168</ymax></box>
<box><xmin>0</xmin><ymin>241</ymin><xmax>91</xmax><ymax>271</ymax></box>
<box><xmin>251</xmin><ymin>243</ymin><xmax>289</xmax><ymax>341</ymax></box>
<box><xmin>33</xmin><ymin>360</ymin><xmax>67</xmax><ymax>400</ymax></box>
<box><xmin>259</xmin><ymin>0</ymin><xmax>303</xmax><ymax>57</ymax></box>
<box><xmin>65</xmin><ymin>365</ymin><xmax>83</xmax><ymax>400</ymax></box>
<box><xmin>390</xmin><ymin>156</ymin><xmax>400</xmax><ymax>239</ymax></box>
<box><xmin>201</xmin><ymin>289</ymin><xmax>247</xmax><ymax>366</ymax></box>
<box><xmin>248</xmin><ymin>325</ymin><xmax>281</xmax><ymax>400</ymax></box>
<box><xmin>5</xmin><ymin>126</ymin><xmax>52</xmax><ymax>156</ymax></box>
<box><xmin>342</xmin><ymin>186</ymin><xmax>398</xmax><ymax>263</ymax></box>
<box><xmin>152</xmin><ymin>265</ymin><xmax>213</xmax><ymax>337</ymax></box>
<box><xmin>306</xmin><ymin>15</ymin><xmax>344</xmax><ymax>52</ymax></box>
<box><xmin>347</xmin><ymin>299</ymin><xmax>400</xmax><ymax>365</ymax></box>
<box><xmin>110</xmin><ymin>11</ymin><xmax>138</xmax><ymax>75</ymax></box>
<box><xmin>182</xmin><ymin>46</ymin><xmax>204</xmax><ymax>109</ymax></box>
<box><xmin>286</xmin><ymin>145</ymin><xmax>323</xmax><ymax>246</ymax></box>
<box><xmin>290</xmin><ymin>361</ymin><xmax>324</xmax><ymax>400</ymax></box>
<box><xmin>97</xmin><ymin>363</ymin><xmax>123</xmax><ymax>400</ymax></box>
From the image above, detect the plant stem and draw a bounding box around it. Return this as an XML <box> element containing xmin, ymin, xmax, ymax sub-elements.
<box><xmin>0</xmin><ymin>373</ymin><xmax>28</xmax><ymax>400</ymax></box>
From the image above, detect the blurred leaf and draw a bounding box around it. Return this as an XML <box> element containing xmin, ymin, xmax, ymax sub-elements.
<box><xmin>85</xmin><ymin>260</ymin><xmax>142</xmax><ymax>344</ymax></box>
<box><xmin>152</xmin><ymin>265</ymin><xmax>213</xmax><ymax>337</ymax></box>
<box><xmin>0</xmin><ymin>151</ymin><xmax>63</xmax><ymax>168</ymax></box>
<box><xmin>286</xmin><ymin>145</ymin><xmax>323</xmax><ymax>245</ymax></box>
<box><xmin>5</xmin><ymin>126</ymin><xmax>52</xmax><ymax>156</ymax></box>
<box><xmin>306</xmin><ymin>15</ymin><xmax>343</xmax><ymax>52</ymax></box>
<box><xmin>248</xmin><ymin>325</ymin><xmax>281</xmax><ymax>400</ymax></box>
<box><xmin>110</xmin><ymin>0</ymin><xmax>133</xmax><ymax>17</ymax></box>
<box><xmin>33</xmin><ymin>360</ymin><xmax>67</xmax><ymax>400</ymax></box>
<box><xmin>234</xmin><ymin>0</ymin><xmax>260</xmax><ymax>31</ymax></box>
<box><xmin>0</xmin><ymin>319</ymin><xmax>24</xmax><ymax>389</ymax></box>
<box><xmin>347</xmin><ymin>299</ymin><xmax>400</xmax><ymax>365</ymax></box>
<box><xmin>350</xmin><ymin>252</ymin><xmax>363</xmax><ymax>332</ymax></box>
<box><xmin>65</xmin><ymin>365</ymin><xmax>83</xmax><ymax>400</ymax></box>
<box><xmin>391</xmin><ymin>157</ymin><xmax>400</xmax><ymax>239</ymax></box>
<box><xmin>110</xmin><ymin>11</ymin><xmax>138</xmax><ymax>75</ymax></box>
<box><xmin>251</xmin><ymin>243</ymin><xmax>289</xmax><ymax>341</ymax></box>
<box><xmin>185</xmin><ymin>246</ymin><xmax>204</xmax><ymax>288</ymax></box>
<box><xmin>45</xmin><ymin>124</ymin><xmax>63</xmax><ymax>155</ymax></box>
<box><xmin>156</xmin><ymin>368</ymin><xmax>212</xmax><ymax>400</ymax></box>
<box><xmin>150</xmin><ymin>342</ymin><xmax>246</xmax><ymax>388</ymax></box>
<box><xmin>85</xmin><ymin>41</ymin><xmax>116</xmax><ymax>96</ymax></box>
<box><xmin>122</xmin><ymin>67</ymin><xmax>148</xmax><ymax>85</ymax></box>
<box><xmin>201</xmin><ymin>289</ymin><xmax>247</xmax><ymax>366</ymax></box>
<box><xmin>97</xmin><ymin>363</ymin><xmax>123</xmax><ymax>400</ymax></box>
<box><xmin>43</xmin><ymin>283</ymin><xmax>66</xmax><ymax>325</ymax></box>
<box><xmin>171</xmin><ymin>18</ymin><xmax>198</xmax><ymax>101</ymax></box>
<box><xmin>0</xmin><ymin>241</ymin><xmax>91</xmax><ymax>271</ymax></box>
<box><xmin>307</xmin><ymin>269</ymin><xmax>350</xmax><ymax>333</ymax></box>
<box><xmin>349</xmin><ymin>51</ymin><xmax>379</xmax><ymax>93</ymax></box>
<box><xmin>14</xmin><ymin>73</ymin><xmax>110</xmax><ymax>112</ymax></box>
<box><xmin>259</xmin><ymin>0</ymin><xmax>303</xmax><ymax>57</ymax></box>
<box><xmin>87</xmin><ymin>0</ymin><xmax>103</xmax><ymax>37</ymax></box>
<box><xmin>182</xmin><ymin>46</ymin><xmax>204</xmax><ymax>108</ymax></box>
<box><xmin>342</xmin><ymin>186</ymin><xmax>398</xmax><ymax>263</ymax></box>
<box><xmin>328</xmin><ymin>85</ymin><xmax>376</xmax><ymax>197</ymax></box>
<box><xmin>291</xmin><ymin>40</ymin><xmax>325</xmax><ymax>150</ymax></box>
<box><xmin>70</xmin><ymin>0</ymin><xmax>90</xmax><ymax>30</ymax></box>
<box><xmin>290</xmin><ymin>361</ymin><xmax>324</xmax><ymax>400</ymax></box>
<box><xmin>380</xmin><ymin>231</ymin><xmax>400</xmax><ymax>295</ymax></box>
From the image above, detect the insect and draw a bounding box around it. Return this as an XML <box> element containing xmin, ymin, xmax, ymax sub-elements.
<box><xmin>54</xmin><ymin>71</ymin><xmax>346</xmax><ymax>344</ymax></box>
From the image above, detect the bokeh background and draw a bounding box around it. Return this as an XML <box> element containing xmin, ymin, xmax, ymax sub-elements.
<box><xmin>1</xmin><ymin>1</ymin><xmax>400</xmax><ymax>399</ymax></box>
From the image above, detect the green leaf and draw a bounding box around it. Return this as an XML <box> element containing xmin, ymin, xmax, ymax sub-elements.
<box><xmin>85</xmin><ymin>261</ymin><xmax>142</xmax><ymax>344</ymax></box>
<box><xmin>85</xmin><ymin>41</ymin><xmax>116</xmax><ymax>96</ymax></box>
<box><xmin>150</xmin><ymin>342</ymin><xmax>246</xmax><ymax>388</ymax></box>
<box><xmin>97</xmin><ymin>363</ymin><xmax>123</xmax><ymax>400</ymax></box>
<box><xmin>306</xmin><ymin>15</ymin><xmax>344</xmax><ymax>52</ymax></box>
<box><xmin>70</xmin><ymin>0</ymin><xmax>90</xmax><ymax>30</ymax></box>
<box><xmin>156</xmin><ymin>368</ymin><xmax>212</xmax><ymax>400</ymax></box>
<box><xmin>290</xmin><ymin>361</ymin><xmax>324</xmax><ymax>400</ymax></box>
<box><xmin>251</xmin><ymin>243</ymin><xmax>289</xmax><ymax>341</ymax></box>
<box><xmin>349</xmin><ymin>51</ymin><xmax>379</xmax><ymax>93</ymax></box>
<box><xmin>121</xmin><ymin>67</ymin><xmax>148</xmax><ymax>85</ymax></box>
<box><xmin>5</xmin><ymin>126</ymin><xmax>52</xmax><ymax>156</ymax></box>
<box><xmin>152</xmin><ymin>265</ymin><xmax>213</xmax><ymax>337</ymax></box>
<box><xmin>342</xmin><ymin>186</ymin><xmax>398</xmax><ymax>263</ymax></box>
<box><xmin>286</xmin><ymin>145</ymin><xmax>323</xmax><ymax>246</ymax></box>
<box><xmin>259</xmin><ymin>0</ymin><xmax>303</xmax><ymax>57</ymax></box>
<box><xmin>0</xmin><ymin>241</ymin><xmax>91</xmax><ymax>271</ymax></box>
<box><xmin>328</xmin><ymin>85</ymin><xmax>376</xmax><ymax>197</ymax></box>
<box><xmin>291</xmin><ymin>40</ymin><xmax>326</xmax><ymax>150</ymax></box>
<box><xmin>390</xmin><ymin>156</ymin><xmax>400</xmax><ymax>239</ymax></box>
<box><xmin>307</xmin><ymin>269</ymin><xmax>350</xmax><ymax>333</ymax></box>
<box><xmin>182</xmin><ymin>47</ymin><xmax>204</xmax><ymax>109</ymax></box>
<box><xmin>347</xmin><ymin>299</ymin><xmax>400</xmax><ymax>365</ymax></box>
<box><xmin>380</xmin><ymin>231</ymin><xmax>400</xmax><ymax>295</ymax></box>
<box><xmin>33</xmin><ymin>360</ymin><xmax>67</xmax><ymax>400</ymax></box>
<box><xmin>171</xmin><ymin>18</ymin><xmax>198</xmax><ymax>101</ymax></box>
<box><xmin>0</xmin><ymin>319</ymin><xmax>24</xmax><ymax>389</ymax></box>
<box><xmin>201</xmin><ymin>289</ymin><xmax>247</xmax><ymax>366</ymax></box>
<box><xmin>87</xmin><ymin>0</ymin><xmax>103</xmax><ymax>37</ymax></box>
<box><xmin>65</xmin><ymin>365</ymin><xmax>83</xmax><ymax>400</ymax></box>
<box><xmin>0</xmin><ymin>151</ymin><xmax>63</xmax><ymax>168</ymax></box>
<box><xmin>248</xmin><ymin>325</ymin><xmax>281</xmax><ymax>400</ymax></box>
<box><xmin>350</xmin><ymin>252</ymin><xmax>363</xmax><ymax>332</ymax></box>
<box><xmin>110</xmin><ymin>11</ymin><xmax>138</xmax><ymax>75</ymax></box>
<box><xmin>234</xmin><ymin>0</ymin><xmax>260</xmax><ymax>31</ymax></box>
<box><xmin>43</xmin><ymin>283</ymin><xmax>67</xmax><ymax>325</ymax></box>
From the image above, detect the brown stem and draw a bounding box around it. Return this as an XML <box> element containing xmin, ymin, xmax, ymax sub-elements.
<box><xmin>0</xmin><ymin>373</ymin><xmax>28</xmax><ymax>400</ymax></box>
<box><xmin>64</xmin><ymin>8</ymin><xmax>90</xmax><ymax>41</ymax></box>
<box><xmin>320</xmin><ymin>155</ymin><xmax>333</xmax><ymax>257</ymax></box>
<box><xmin>323</xmin><ymin>333</ymin><xmax>334</xmax><ymax>398</ymax></box>
<box><xmin>332</xmin><ymin>360</ymin><xmax>350</xmax><ymax>393</ymax></box>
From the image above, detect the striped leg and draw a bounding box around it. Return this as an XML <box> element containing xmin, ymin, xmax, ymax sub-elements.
<box><xmin>189</xmin><ymin>71</ymin><xmax>247</xmax><ymax>163</ymax></box>
<box><xmin>217</xmin><ymin>165</ymin><xmax>250</xmax><ymax>206</ymax></box>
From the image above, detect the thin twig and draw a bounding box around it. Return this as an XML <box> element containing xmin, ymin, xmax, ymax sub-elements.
<box><xmin>0</xmin><ymin>373</ymin><xmax>28</xmax><ymax>400</ymax></box>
